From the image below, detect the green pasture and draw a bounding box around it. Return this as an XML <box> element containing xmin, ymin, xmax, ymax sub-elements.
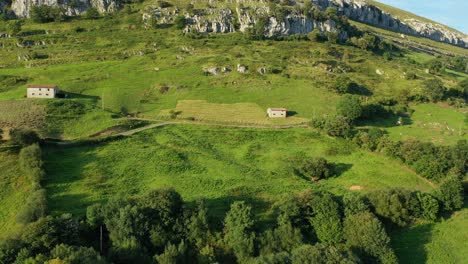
<box><xmin>43</xmin><ymin>125</ymin><xmax>434</xmax><ymax>220</ymax></box>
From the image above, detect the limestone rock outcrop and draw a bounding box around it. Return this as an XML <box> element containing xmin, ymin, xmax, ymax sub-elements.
<box><xmin>11</xmin><ymin>0</ymin><xmax>119</xmax><ymax>17</ymax></box>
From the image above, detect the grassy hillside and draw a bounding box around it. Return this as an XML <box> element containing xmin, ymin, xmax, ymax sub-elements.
<box><xmin>0</xmin><ymin>9</ymin><xmax>466</xmax><ymax>142</ymax></box>
<box><xmin>44</xmin><ymin>125</ymin><xmax>434</xmax><ymax>219</ymax></box>
<box><xmin>0</xmin><ymin>151</ymin><xmax>30</xmax><ymax>238</ymax></box>
<box><xmin>392</xmin><ymin>203</ymin><xmax>468</xmax><ymax>264</ymax></box>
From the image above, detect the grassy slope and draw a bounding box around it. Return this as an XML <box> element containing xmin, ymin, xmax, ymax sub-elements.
<box><xmin>367</xmin><ymin>103</ymin><xmax>468</xmax><ymax>145</ymax></box>
<box><xmin>44</xmin><ymin>125</ymin><xmax>434</xmax><ymax>219</ymax></box>
<box><xmin>392</xmin><ymin>203</ymin><xmax>468</xmax><ymax>264</ymax></box>
<box><xmin>0</xmin><ymin>12</ymin><xmax>466</xmax><ymax>142</ymax></box>
<box><xmin>0</xmin><ymin>151</ymin><xmax>30</xmax><ymax>238</ymax></box>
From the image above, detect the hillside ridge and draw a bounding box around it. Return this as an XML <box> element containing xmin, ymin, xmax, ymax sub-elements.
<box><xmin>1</xmin><ymin>0</ymin><xmax>466</xmax><ymax>48</ymax></box>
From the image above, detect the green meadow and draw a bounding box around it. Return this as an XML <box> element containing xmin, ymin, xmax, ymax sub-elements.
<box><xmin>0</xmin><ymin>151</ymin><xmax>30</xmax><ymax>238</ymax></box>
<box><xmin>392</xmin><ymin>203</ymin><xmax>468</xmax><ymax>264</ymax></box>
<box><xmin>44</xmin><ymin>125</ymin><xmax>434</xmax><ymax>220</ymax></box>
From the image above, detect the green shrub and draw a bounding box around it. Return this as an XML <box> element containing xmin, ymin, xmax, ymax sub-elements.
<box><xmin>336</xmin><ymin>94</ymin><xmax>362</xmax><ymax>122</ymax></box>
<box><xmin>295</xmin><ymin>157</ymin><xmax>333</xmax><ymax>181</ymax></box>
<box><xmin>10</xmin><ymin>128</ymin><xmax>40</xmax><ymax>146</ymax></box>
<box><xmin>84</xmin><ymin>7</ymin><xmax>100</xmax><ymax>20</ymax></box>
<box><xmin>174</xmin><ymin>16</ymin><xmax>187</xmax><ymax>30</ymax></box>
<box><xmin>437</xmin><ymin>175</ymin><xmax>464</xmax><ymax>211</ymax></box>
<box><xmin>422</xmin><ymin>79</ymin><xmax>445</xmax><ymax>102</ymax></box>
<box><xmin>30</xmin><ymin>5</ymin><xmax>65</xmax><ymax>23</ymax></box>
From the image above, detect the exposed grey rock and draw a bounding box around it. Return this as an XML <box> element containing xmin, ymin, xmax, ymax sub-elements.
<box><xmin>257</xmin><ymin>67</ymin><xmax>267</xmax><ymax>75</ymax></box>
<box><xmin>237</xmin><ymin>64</ymin><xmax>248</xmax><ymax>74</ymax></box>
<box><xmin>222</xmin><ymin>67</ymin><xmax>231</xmax><ymax>73</ymax></box>
<box><xmin>11</xmin><ymin>0</ymin><xmax>119</xmax><ymax>18</ymax></box>
<box><xmin>203</xmin><ymin>66</ymin><xmax>220</xmax><ymax>75</ymax></box>
<box><xmin>314</xmin><ymin>0</ymin><xmax>467</xmax><ymax>48</ymax></box>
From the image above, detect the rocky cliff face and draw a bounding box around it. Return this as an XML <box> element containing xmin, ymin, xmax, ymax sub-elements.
<box><xmin>11</xmin><ymin>0</ymin><xmax>119</xmax><ymax>17</ymax></box>
<box><xmin>144</xmin><ymin>1</ymin><xmax>347</xmax><ymax>40</ymax></box>
<box><xmin>143</xmin><ymin>0</ymin><xmax>466</xmax><ymax>48</ymax></box>
<box><xmin>314</xmin><ymin>0</ymin><xmax>467</xmax><ymax>48</ymax></box>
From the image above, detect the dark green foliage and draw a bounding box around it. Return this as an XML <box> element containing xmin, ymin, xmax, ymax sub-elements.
<box><xmin>174</xmin><ymin>16</ymin><xmax>187</xmax><ymax>30</ymax></box>
<box><xmin>84</xmin><ymin>7</ymin><xmax>100</xmax><ymax>19</ymax></box>
<box><xmin>422</xmin><ymin>79</ymin><xmax>446</xmax><ymax>102</ymax></box>
<box><xmin>16</xmin><ymin>189</ymin><xmax>47</xmax><ymax>224</ymax></box>
<box><xmin>367</xmin><ymin>189</ymin><xmax>415</xmax><ymax>227</ymax></box>
<box><xmin>343</xmin><ymin>193</ymin><xmax>370</xmax><ymax>217</ymax></box>
<box><xmin>291</xmin><ymin>244</ymin><xmax>357</xmax><ymax>264</ymax></box>
<box><xmin>344</xmin><ymin>212</ymin><xmax>397</xmax><ymax>264</ymax></box>
<box><xmin>349</xmin><ymin>33</ymin><xmax>377</xmax><ymax>50</ymax></box>
<box><xmin>223</xmin><ymin>201</ymin><xmax>256</xmax><ymax>262</ymax></box>
<box><xmin>353</xmin><ymin>128</ymin><xmax>385</xmax><ymax>151</ymax></box>
<box><xmin>437</xmin><ymin>176</ymin><xmax>464</xmax><ymax>211</ymax></box>
<box><xmin>425</xmin><ymin>59</ymin><xmax>444</xmax><ymax>74</ymax></box>
<box><xmin>311</xmin><ymin>115</ymin><xmax>352</xmax><ymax>138</ymax></box>
<box><xmin>9</xmin><ymin>128</ymin><xmax>40</xmax><ymax>146</ymax></box>
<box><xmin>332</xmin><ymin>76</ymin><xmax>353</xmax><ymax>94</ymax></box>
<box><xmin>336</xmin><ymin>94</ymin><xmax>362</xmax><ymax>122</ymax></box>
<box><xmin>154</xmin><ymin>241</ymin><xmax>188</xmax><ymax>264</ymax></box>
<box><xmin>16</xmin><ymin>144</ymin><xmax>47</xmax><ymax>224</ymax></box>
<box><xmin>30</xmin><ymin>5</ymin><xmax>65</xmax><ymax>23</ymax></box>
<box><xmin>295</xmin><ymin>157</ymin><xmax>333</xmax><ymax>181</ymax></box>
<box><xmin>415</xmin><ymin>192</ymin><xmax>439</xmax><ymax>221</ymax></box>
<box><xmin>309</xmin><ymin>192</ymin><xmax>343</xmax><ymax>244</ymax></box>
<box><xmin>6</xmin><ymin>20</ymin><xmax>22</xmax><ymax>36</ymax></box>
<box><xmin>259</xmin><ymin>214</ymin><xmax>302</xmax><ymax>255</ymax></box>
<box><xmin>458</xmin><ymin>78</ymin><xmax>468</xmax><ymax>98</ymax></box>
<box><xmin>50</xmin><ymin>244</ymin><xmax>107</xmax><ymax>264</ymax></box>
<box><xmin>307</xmin><ymin>28</ymin><xmax>324</xmax><ymax>42</ymax></box>
<box><xmin>326</xmin><ymin>31</ymin><xmax>339</xmax><ymax>44</ymax></box>
<box><xmin>246</xmin><ymin>16</ymin><xmax>269</xmax><ymax>40</ymax></box>
<box><xmin>0</xmin><ymin>75</ymin><xmax>28</xmax><ymax>91</ymax></box>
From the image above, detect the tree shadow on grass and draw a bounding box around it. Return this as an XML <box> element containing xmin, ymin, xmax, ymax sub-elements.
<box><xmin>332</xmin><ymin>163</ymin><xmax>353</xmax><ymax>177</ymax></box>
<box><xmin>391</xmin><ymin>223</ymin><xmax>434</xmax><ymax>264</ymax></box>
<box><xmin>358</xmin><ymin>115</ymin><xmax>414</xmax><ymax>128</ymax></box>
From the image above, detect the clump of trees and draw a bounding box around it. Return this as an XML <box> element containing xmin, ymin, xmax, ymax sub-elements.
<box><xmin>1</xmin><ymin>188</ymin><xmax>405</xmax><ymax>264</ymax></box>
<box><xmin>30</xmin><ymin>5</ymin><xmax>66</xmax><ymax>23</ymax></box>
<box><xmin>294</xmin><ymin>157</ymin><xmax>334</xmax><ymax>181</ymax></box>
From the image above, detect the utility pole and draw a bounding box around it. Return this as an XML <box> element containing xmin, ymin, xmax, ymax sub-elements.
<box><xmin>100</xmin><ymin>225</ymin><xmax>103</xmax><ymax>254</ymax></box>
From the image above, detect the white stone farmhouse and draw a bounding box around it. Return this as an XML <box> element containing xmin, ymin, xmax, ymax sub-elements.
<box><xmin>267</xmin><ymin>108</ymin><xmax>287</xmax><ymax>118</ymax></box>
<box><xmin>27</xmin><ymin>85</ymin><xmax>58</xmax><ymax>99</ymax></box>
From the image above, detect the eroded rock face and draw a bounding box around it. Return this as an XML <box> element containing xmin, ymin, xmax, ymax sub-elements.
<box><xmin>314</xmin><ymin>0</ymin><xmax>467</xmax><ymax>48</ymax></box>
<box><xmin>11</xmin><ymin>0</ymin><xmax>119</xmax><ymax>17</ymax></box>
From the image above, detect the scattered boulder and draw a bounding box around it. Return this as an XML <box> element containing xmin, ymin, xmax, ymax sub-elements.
<box><xmin>257</xmin><ymin>67</ymin><xmax>267</xmax><ymax>75</ymax></box>
<box><xmin>222</xmin><ymin>67</ymin><xmax>231</xmax><ymax>73</ymax></box>
<box><xmin>203</xmin><ymin>67</ymin><xmax>220</xmax><ymax>76</ymax></box>
<box><xmin>376</xmin><ymin>69</ymin><xmax>385</xmax><ymax>75</ymax></box>
<box><xmin>237</xmin><ymin>64</ymin><xmax>248</xmax><ymax>74</ymax></box>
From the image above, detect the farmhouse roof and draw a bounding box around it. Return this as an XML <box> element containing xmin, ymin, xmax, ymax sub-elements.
<box><xmin>27</xmin><ymin>85</ymin><xmax>58</xmax><ymax>89</ymax></box>
<box><xmin>268</xmin><ymin>108</ymin><xmax>287</xmax><ymax>111</ymax></box>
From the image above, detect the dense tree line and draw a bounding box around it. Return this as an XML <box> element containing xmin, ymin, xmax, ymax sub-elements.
<box><xmin>2</xmin><ymin>185</ymin><xmax>463</xmax><ymax>264</ymax></box>
<box><xmin>0</xmin><ymin>189</ymin><xmax>391</xmax><ymax>263</ymax></box>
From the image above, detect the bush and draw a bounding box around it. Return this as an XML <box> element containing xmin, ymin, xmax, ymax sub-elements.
<box><xmin>174</xmin><ymin>16</ymin><xmax>187</xmax><ymax>30</ymax></box>
<box><xmin>10</xmin><ymin>128</ymin><xmax>40</xmax><ymax>146</ymax></box>
<box><xmin>336</xmin><ymin>94</ymin><xmax>362</xmax><ymax>122</ymax></box>
<box><xmin>30</xmin><ymin>5</ymin><xmax>65</xmax><ymax>23</ymax></box>
<box><xmin>311</xmin><ymin>115</ymin><xmax>353</xmax><ymax>138</ymax></box>
<box><xmin>437</xmin><ymin>176</ymin><xmax>464</xmax><ymax>211</ymax></box>
<box><xmin>422</xmin><ymin>79</ymin><xmax>445</xmax><ymax>102</ymax></box>
<box><xmin>296</xmin><ymin>157</ymin><xmax>333</xmax><ymax>181</ymax></box>
<box><xmin>84</xmin><ymin>7</ymin><xmax>100</xmax><ymax>19</ymax></box>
